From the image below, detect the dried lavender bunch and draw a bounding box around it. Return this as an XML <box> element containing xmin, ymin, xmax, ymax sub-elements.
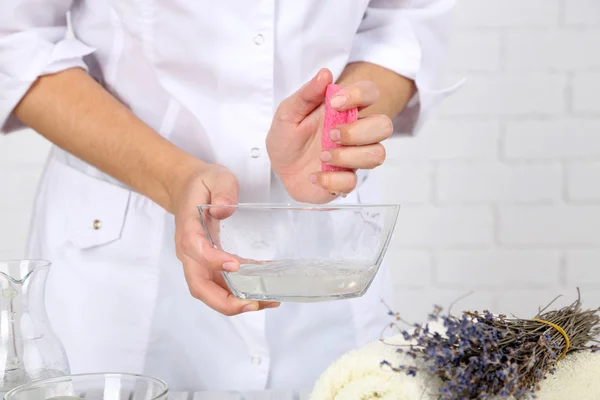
<box><xmin>382</xmin><ymin>290</ymin><xmax>600</xmax><ymax>400</ymax></box>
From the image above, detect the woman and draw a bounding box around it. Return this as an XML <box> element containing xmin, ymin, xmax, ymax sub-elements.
<box><xmin>0</xmin><ymin>0</ymin><xmax>455</xmax><ymax>392</ymax></box>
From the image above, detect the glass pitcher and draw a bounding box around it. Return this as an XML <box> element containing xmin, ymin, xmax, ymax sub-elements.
<box><xmin>0</xmin><ymin>260</ymin><xmax>70</xmax><ymax>394</ymax></box>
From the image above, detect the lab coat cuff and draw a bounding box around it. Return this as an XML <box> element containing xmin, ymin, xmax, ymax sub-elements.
<box><xmin>347</xmin><ymin>40</ymin><xmax>462</xmax><ymax>135</ymax></box>
<box><xmin>392</xmin><ymin>77</ymin><xmax>465</xmax><ymax>136</ymax></box>
<box><xmin>1</xmin><ymin>38</ymin><xmax>95</xmax><ymax>134</ymax></box>
<box><xmin>347</xmin><ymin>17</ymin><xmax>462</xmax><ymax>136</ymax></box>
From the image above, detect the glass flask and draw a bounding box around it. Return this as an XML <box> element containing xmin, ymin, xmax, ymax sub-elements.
<box><xmin>0</xmin><ymin>260</ymin><xmax>70</xmax><ymax>394</ymax></box>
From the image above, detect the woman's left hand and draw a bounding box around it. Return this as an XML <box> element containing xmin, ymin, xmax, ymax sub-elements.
<box><xmin>266</xmin><ymin>68</ymin><xmax>393</xmax><ymax>204</ymax></box>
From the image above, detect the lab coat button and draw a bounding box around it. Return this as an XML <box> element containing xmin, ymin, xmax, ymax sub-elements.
<box><xmin>251</xmin><ymin>355</ymin><xmax>262</xmax><ymax>366</ymax></box>
<box><xmin>253</xmin><ymin>34</ymin><xmax>265</xmax><ymax>46</ymax></box>
<box><xmin>92</xmin><ymin>219</ymin><xmax>102</xmax><ymax>230</ymax></box>
<box><xmin>250</xmin><ymin>147</ymin><xmax>261</xmax><ymax>158</ymax></box>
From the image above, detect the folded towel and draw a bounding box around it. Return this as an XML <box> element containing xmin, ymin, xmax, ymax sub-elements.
<box><xmin>309</xmin><ymin>334</ymin><xmax>440</xmax><ymax>400</ymax></box>
<box><xmin>513</xmin><ymin>350</ymin><xmax>600</xmax><ymax>400</ymax></box>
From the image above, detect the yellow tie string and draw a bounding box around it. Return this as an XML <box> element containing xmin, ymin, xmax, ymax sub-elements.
<box><xmin>532</xmin><ymin>318</ymin><xmax>571</xmax><ymax>361</ymax></box>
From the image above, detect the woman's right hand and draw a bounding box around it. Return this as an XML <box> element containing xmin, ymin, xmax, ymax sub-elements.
<box><xmin>170</xmin><ymin>161</ymin><xmax>280</xmax><ymax>316</ymax></box>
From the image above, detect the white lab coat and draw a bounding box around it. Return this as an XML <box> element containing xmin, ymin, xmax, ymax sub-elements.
<box><xmin>0</xmin><ymin>0</ymin><xmax>456</xmax><ymax>392</ymax></box>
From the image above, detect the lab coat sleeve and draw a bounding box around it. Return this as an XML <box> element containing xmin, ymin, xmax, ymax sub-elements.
<box><xmin>348</xmin><ymin>0</ymin><xmax>459</xmax><ymax>135</ymax></box>
<box><xmin>0</xmin><ymin>1</ymin><xmax>95</xmax><ymax>133</ymax></box>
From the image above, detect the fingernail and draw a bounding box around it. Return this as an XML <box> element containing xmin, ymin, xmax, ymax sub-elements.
<box><xmin>315</xmin><ymin>68</ymin><xmax>326</xmax><ymax>81</ymax></box>
<box><xmin>222</xmin><ymin>262</ymin><xmax>238</xmax><ymax>272</ymax></box>
<box><xmin>329</xmin><ymin>129</ymin><xmax>341</xmax><ymax>143</ymax></box>
<box><xmin>243</xmin><ymin>303</ymin><xmax>258</xmax><ymax>313</ymax></box>
<box><xmin>264</xmin><ymin>302</ymin><xmax>280</xmax><ymax>309</ymax></box>
<box><xmin>330</xmin><ymin>94</ymin><xmax>347</xmax><ymax>109</ymax></box>
<box><xmin>309</xmin><ymin>174</ymin><xmax>317</xmax><ymax>183</ymax></box>
<box><xmin>320</xmin><ymin>151</ymin><xmax>331</xmax><ymax>162</ymax></box>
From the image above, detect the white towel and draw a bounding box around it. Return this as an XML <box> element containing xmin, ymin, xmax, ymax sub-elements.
<box><xmin>512</xmin><ymin>350</ymin><xmax>600</xmax><ymax>400</ymax></box>
<box><xmin>309</xmin><ymin>334</ymin><xmax>441</xmax><ymax>400</ymax></box>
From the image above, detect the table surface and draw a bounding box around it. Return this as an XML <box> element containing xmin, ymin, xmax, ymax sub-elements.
<box><xmin>169</xmin><ymin>391</ymin><xmax>311</xmax><ymax>399</ymax></box>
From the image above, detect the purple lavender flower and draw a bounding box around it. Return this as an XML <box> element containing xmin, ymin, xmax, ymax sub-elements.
<box><xmin>387</xmin><ymin>307</ymin><xmax>539</xmax><ymax>399</ymax></box>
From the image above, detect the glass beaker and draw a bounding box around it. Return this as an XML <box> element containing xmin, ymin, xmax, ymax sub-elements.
<box><xmin>4</xmin><ymin>372</ymin><xmax>169</xmax><ymax>400</ymax></box>
<box><xmin>0</xmin><ymin>260</ymin><xmax>70</xmax><ymax>394</ymax></box>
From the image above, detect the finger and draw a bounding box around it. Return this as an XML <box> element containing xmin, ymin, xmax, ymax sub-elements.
<box><xmin>310</xmin><ymin>171</ymin><xmax>358</xmax><ymax>194</ymax></box>
<box><xmin>205</xmin><ymin>165</ymin><xmax>240</xmax><ymax>220</ymax></box>
<box><xmin>178</xmin><ymin>223</ymin><xmax>240</xmax><ymax>272</ymax></box>
<box><xmin>329</xmin><ymin>80</ymin><xmax>380</xmax><ymax>112</ymax></box>
<box><xmin>212</xmin><ymin>271</ymin><xmax>281</xmax><ymax>311</ymax></box>
<box><xmin>329</xmin><ymin>114</ymin><xmax>393</xmax><ymax>146</ymax></box>
<box><xmin>276</xmin><ymin>68</ymin><xmax>333</xmax><ymax>124</ymax></box>
<box><xmin>321</xmin><ymin>143</ymin><xmax>386</xmax><ymax>170</ymax></box>
<box><xmin>183</xmin><ymin>256</ymin><xmax>259</xmax><ymax>316</ymax></box>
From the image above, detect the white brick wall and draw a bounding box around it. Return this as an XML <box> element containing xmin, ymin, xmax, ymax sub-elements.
<box><xmin>506</xmin><ymin>30</ymin><xmax>600</xmax><ymax>71</ymax></box>
<box><xmin>498</xmin><ymin>205</ymin><xmax>600</xmax><ymax>245</ymax></box>
<box><xmin>386</xmin><ymin>120</ymin><xmax>500</xmax><ymax>160</ymax></box>
<box><xmin>435</xmin><ymin>250</ymin><xmax>561</xmax><ymax>287</ymax></box>
<box><xmin>454</xmin><ymin>0</ymin><xmax>560</xmax><ymax>28</ymax></box>
<box><xmin>2</xmin><ymin>1</ymin><xmax>600</xmax><ymax>324</ymax></box>
<box><xmin>382</xmin><ymin>0</ymin><xmax>600</xmax><ymax>321</ymax></box>
<box><xmin>440</xmin><ymin>74</ymin><xmax>567</xmax><ymax>116</ymax></box>
<box><xmin>436</xmin><ymin>162</ymin><xmax>562</xmax><ymax>203</ymax></box>
<box><xmin>394</xmin><ymin>205</ymin><xmax>494</xmax><ymax>246</ymax></box>
<box><xmin>573</xmin><ymin>72</ymin><xmax>600</xmax><ymax>113</ymax></box>
<box><xmin>504</xmin><ymin>119</ymin><xmax>600</xmax><ymax>159</ymax></box>
<box><xmin>564</xmin><ymin>0</ymin><xmax>600</xmax><ymax>26</ymax></box>
<box><xmin>568</xmin><ymin>162</ymin><xmax>600</xmax><ymax>200</ymax></box>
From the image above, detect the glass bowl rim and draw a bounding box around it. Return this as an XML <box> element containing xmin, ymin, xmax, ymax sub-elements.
<box><xmin>4</xmin><ymin>372</ymin><xmax>169</xmax><ymax>400</ymax></box>
<box><xmin>0</xmin><ymin>259</ymin><xmax>51</xmax><ymax>268</ymax></box>
<box><xmin>197</xmin><ymin>203</ymin><xmax>400</xmax><ymax>210</ymax></box>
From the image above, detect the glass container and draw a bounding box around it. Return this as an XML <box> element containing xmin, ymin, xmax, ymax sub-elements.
<box><xmin>4</xmin><ymin>372</ymin><xmax>168</xmax><ymax>400</ymax></box>
<box><xmin>0</xmin><ymin>260</ymin><xmax>70</xmax><ymax>395</ymax></box>
<box><xmin>198</xmin><ymin>203</ymin><xmax>400</xmax><ymax>302</ymax></box>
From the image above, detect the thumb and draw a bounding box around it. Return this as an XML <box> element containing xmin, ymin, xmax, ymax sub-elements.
<box><xmin>207</xmin><ymin>168</ymin><xmax>240</xmax><ymax>219</ymax></box>
<box><xmin>278</xmin><ymin>68</ymin><xmax>332</xmax><ymax>125</ymax></box>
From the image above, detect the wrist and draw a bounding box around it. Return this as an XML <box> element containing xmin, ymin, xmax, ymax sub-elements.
<box><xmin>162</xmin><ymin>154</ymin><xmax>209</xmax><ymax>214</ymax></box>
<box><xmin>337</xmin><ymin>62</ymin><xmax>416</xmax><ymax>119</ymax></box>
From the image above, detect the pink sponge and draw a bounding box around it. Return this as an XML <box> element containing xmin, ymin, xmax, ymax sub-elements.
<box><xmin>322</xmin><ymin>84</ymin><xmax>357</xmax><ymax>172</ymax></box>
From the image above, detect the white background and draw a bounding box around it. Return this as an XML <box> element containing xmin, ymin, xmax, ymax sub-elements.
<box><xmin>1</xmin><ymin>0</ymin><xmax>600</xmax><ymax>322</ymax></box>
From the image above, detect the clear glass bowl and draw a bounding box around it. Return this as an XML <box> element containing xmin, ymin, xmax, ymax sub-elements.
<box><xmin>4</xmin><ymin>373</ymin><xmax>168</xmax><ymax>400</ymax></box>
<box><xmin>198</xmin><ymin>203</ymin><xmax>400</xmax><ymax>302</ymax></box>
